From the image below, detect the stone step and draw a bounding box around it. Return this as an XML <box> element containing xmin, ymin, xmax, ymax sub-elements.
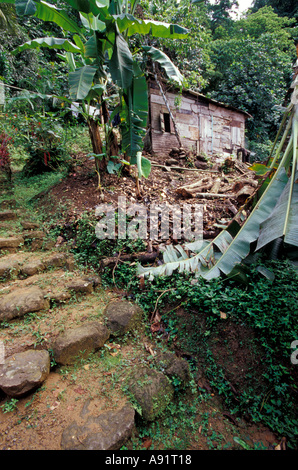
<box><xmin>0</xmin><ymin>251</ymin><xmax>75</xmax><ymax>281</ymax></box>
<box><xmin>0</xmin><ymin>210</ymin><xmax>17</xmax><ymax>221</ymax></box>
<box><xmin>0</xmin><ymin>269</ymin><xmax>101</xmax><ymax>324</ymax></box>
<box><xmin>0</xmin><ymin>285</ymin><xmax>50</xmax><ymax>322</ymax></box>
<box><xmin>0</xmin><ymin>349</ymin><xmax>50</xmax><ymax>398</ymax></box>
<box><xmin>0</xmin><ymin>236</ymin><xmax>24</xmax><ymax>253</ymax></box>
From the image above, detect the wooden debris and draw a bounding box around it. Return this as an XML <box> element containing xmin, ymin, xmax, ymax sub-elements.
<box><xmin>100</xmin><ymin>250</ymin><xmax>159</xmax><ymax>270</ymax></box>
<box><xmin>236</xmin><ymin>185</ymin><xmax>255</xmax><ymax>204</ymax></box>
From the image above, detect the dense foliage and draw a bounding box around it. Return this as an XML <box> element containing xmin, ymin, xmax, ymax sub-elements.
<box><xmin>1</xmin><ymin>0</ymin><xmax>297</xmax><ymax>166</ymax></box>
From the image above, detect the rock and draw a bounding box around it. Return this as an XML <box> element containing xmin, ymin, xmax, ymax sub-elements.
<box><xmin>195</xmin><ymin>160</ymin><xmax>208</xmax><ymax>170</ymax></box>
<box><xmin>21</xmin><ymin>221</ymin><xmax>40</xmax><ymax>230</ymax></box>
<box><xmin>21</xmin><ymin>260</ymin><xmax>45</xmax><ymax>276</ymax></box>
<box><xmin>0</xmin><ymin>350</ymin><xmax>50</xmax><ymax>397</ymax></box>
<box><xmin>165</xmin><ymin>158</ymin><xmax>178</xmax><ymax>166</ymax></box>
<box><xmin>124</xmin><ymin>366</ymin><xmax>174</xmax><ymax>421</ymax></box>
<box><xmin>154</xmin><ymin>352</ymin><xmax>191</xmax><ymax>390</ymax></box>
<box><xmin>61</xmin><ymin>401</ymin><xmax>135</xmax><ymax>450</ymax></box>
<box><xmin>22</xmin><ymin>230</ymin><xmax>45</xmax><ymax>241</ymax></box>
<box><xmin>66</xmin><ymin>278</ymin><xmax>93</xmax><ymax>294</ymax></box>
<box><xmin>51</xmin><ymin>321</ymin><xmax>110</xmax><ymax>365</ymax></box>
<box><xmin>44</xmin><ymin>253</ymin><xmax>67</xmax><ymax>268</ymax></box>
<box><xmin>22</xmin><ymin>231</ymin><xmax>45</xmax><ymax>250</ymax></box>
<box><xmin>0</xmin><ymin>286</ymin><xmax>49</xmax><ymax>321</ymax></box>
<box><xmin>42</xmin><ymin>239</ymin><xmax>56</xmax><ymax>251</ymax></box>
<box><xmin>0</xmin><ymin>211</ymin><xmax>17</xmax><ymax>221</ymax></box>
<box><xmin>82</xmin><ymin>274</ymin><xmax>101</xmax><ymax>287</ymax></box>
<box><xmin>0</xmin><ymin>237</ymin><xmax>24</xmax><ymax>249</ymax></box>
<box><xmin>104</xmin><ymin>300</ymin><xmax>143</xmax><ymax>337</ymax></box>
<box><xmin>64</xmin><ymin>256</ymin><xmax>75</xmax><ymax>271</ymax></box>
<box><xmin>47</xmin><ymin>290</ymin><xmax>71</xmax><ymax>304</ymax></box>
<box><xmin>0</xmin><ymin>259</ymin><xmax>20</xmax><ymax>279</ymax></box>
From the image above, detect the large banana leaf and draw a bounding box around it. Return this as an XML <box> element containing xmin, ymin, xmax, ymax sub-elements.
<box><xmin>69</xmin><ymin>65</ymin><xmax>97</xmax><ymax>100</ymax></box>
<box><xmin>120</xmin><ymin>64</ymin><xmax>148</xmax><ymax>159</ymax></box>
<box><xmin>126</xmin><ymin>18</ymin><xmax>189</xmax><ymax>39</ymax></box>
<box><xmin>63</xmin><ymin>0</ymin><xmax>109</xmax><ymax>16</ymax></box>
<box><xmin>257</xmin><ymin>170</ymin><xmax>298</xmax><ymax>250</ymax></box>
<box><xmin>114</xmin><ymin>13</ymin><xmax>188</xmax><ymax>39</ymax></box>
<box><xmin>12</xmin><ymin>0</ymin><xmax>36</xmax><ymax>15</ymax></box>
<box><xmin>14</xmin><ymin>0</ymin><xmax>82</xmax><ymax>33</ymax></box>
<box><xmin>15</xmin><ymin>37</ymin><xmax>81</xmax><ymax>54</ymax></box>
<box><xmin>142</xmin><ymin>46</ymin><xmax>184</xmax><ymax>86</ymax></box>
<box><xmin>109</xmin><ymin>31</ymin><xmax>133</xmax><ymax>90</ymax></box>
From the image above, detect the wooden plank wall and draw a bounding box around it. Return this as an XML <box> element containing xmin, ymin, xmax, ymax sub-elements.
<box><xmin>149</xmin><ymin>83</ymin><xmax>246</xmax><ymax>158</ymax></box>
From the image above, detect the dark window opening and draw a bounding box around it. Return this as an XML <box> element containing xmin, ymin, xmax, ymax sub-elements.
<box><xmin>164</xmin><ymin>113</ymin><xmax>171</xmax><ymax>133</ymax></box>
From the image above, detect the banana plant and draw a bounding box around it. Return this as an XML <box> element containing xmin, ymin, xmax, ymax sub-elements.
<box><xmin>4</xmin><ymin>0</ymin><xmax>188</xmax><ymax>189</ymax></box>
<box><xmin>138</xmin><ymin>60</ymin><xmax>298</xmax><ymax>280</ymax></box>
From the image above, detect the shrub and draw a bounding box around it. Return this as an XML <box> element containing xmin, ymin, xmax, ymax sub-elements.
<box><xmin>0</xmin><ymin>132</ymin><xmax>12</xmax><ymax>181</ymax></box>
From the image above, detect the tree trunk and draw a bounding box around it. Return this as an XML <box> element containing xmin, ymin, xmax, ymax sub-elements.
<box><xmin>87</xmin><ymin>117</ymin><xmax>106</xmax><ymax>172</ymax></box>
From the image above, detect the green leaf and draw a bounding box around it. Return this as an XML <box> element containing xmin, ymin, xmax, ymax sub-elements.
<box><xmin>85</xmin><ymin>83</ymin><xmax>106</xmax><ymax>102</ymax></box>
<box><xmin>142</xmin><ymin>46</ymin><xmax>184</xmax><ymax>86</ymax></box>
<box><xmin>114</xmin><ymin>13</ymin><xmax>141</xmax><ymax>34</ymax></box>
<box><xmin>79</xmin><ymin>11</ymin><xmax>106</xmax><ymax>31</ymax></box>
<box><xmin>136</xmin><ymin>152</ymin><xmax>151</xmax><ymax>179</ymax></box>
<box><xmin>256</xmin><ymin>170</ymin><xmax>298</xmax><ymax>249</ymax></box>
<box><xmin>34</xmin><ymin>1</ymin><xmax>82</xmax><ymax>34</ymax></box>
<box><xmin>109</xmin><ymin>32</ymin><xmax>133</xmax><ymax>90</ymax></box>
<box><xmin>63</xmin><ymin>0</ymin><xmax>108</xmax><ymax>15</ymax></box>
<box><xmin>14</xmin><ymin>37</ymin><xmax>81</xmax><ymax>54</ymax></box>
<box><xmin>15</xmin><ymin>0</ymin><xmax>36</xmax><ymax>16</ymax></box>
<box><xmin>126</xmin><ymin>18</ymin><xmax>188</xmax><ymax>39</ymax></box>
<box><xmin>120</xmin><ymin>62</ymin><xmax>148</xmax><ymax>158</ymax></box>
<box><xmin>69</xmin><ymin>65</ymin><xmax>97</xmax><ymax>100</ymax></box>
<box><xmin>249</xmin><ymin>163</ymin><xmax>272</xmax><ymax>176</ymax></box>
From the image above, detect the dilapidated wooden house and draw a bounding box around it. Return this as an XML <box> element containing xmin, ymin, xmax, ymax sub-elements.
<box><xmin>147</xmin><ymin>78</ymin><xmax>251</xmax><ymax>159</ymax></box>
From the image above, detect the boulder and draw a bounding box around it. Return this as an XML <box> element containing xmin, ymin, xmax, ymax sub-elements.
<box><xmin>47</xmin><ymin>290</ymin><xmax>71</xmax><ymax>304</ymax></box>
<box><xmin>124</xmin><ymin>366</ymin><xmax>174</xmax><ymax>421</ymax></box>
<box><xmin>104</xmin><ymin>300</ymin><xmax>143</xmax><ymax>337</ymax></box>
<box><xmin>61</xmin><ymin>401</ymin><xmax>135</xmax><ymax>450</ymax></box>
<box><xmin>0</xmin><ymin>349</ymin><xmax>50</xmax><ymax>397</ymax></box>
<box><xmin>22</xmin><ymin>230</ymin><xmax>45</xmax><ymax>250</ymax></box>
<box><xmin>22</xmin><ymin>230</ymin><xmax>45</xmax><ymax>241</ymax></box>
<box><xmin>66</xmin><ymin>278</ymin><xmax>93</xmax><ymax>294</ymax></box>
<box><xmin>21</xmin><ymin>260</ymin><xmax>45</xmax><ymax>276</ymax></box>
<box><xmin>21</xmin><ymin>221</ymin><xmax>40</xmax><ymax>230</ymax></box>
<box><xmin>154</xmin><ymin>351</ymin><xmax>191</xmax><ymax>390</ymax></box>
<box><xmin>51</xmin><ymin>321</ymin><xmax>110</xmax><ymax>365</ymax></box>
<box><xmin>0</xmin><ymin>211</ymin><xmax>17</xmax><ymax>221</ymax></box>
<box><xmin>195</xmin><ymin>160</ymin><xmax>208</xmax><ymax>170</ymax></box>
<box><xmin>44</xmin><ymin>253</ymin><xmax>67</xmax><ymax>268</ymax></box>
<box><xmin>0</xmin><ymin>259</ymin><xmax>20</xmax><ymax>279</ymax></box>
<box><xmin>0</xmin><ymin>286</ymin><xmax>49</xmax><ymax>321</ymax></box>
<box><xmin>0</xmin><ymin>237</ymin><xmax>24</xmax><ymax>249</ymax></box>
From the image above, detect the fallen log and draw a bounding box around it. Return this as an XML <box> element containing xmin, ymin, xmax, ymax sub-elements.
<box><xmin>100</xmin><ymin>250</ymin><xmax>159</xmax><ymax>270</ymax></box>
<box><xmin>176</xmin><ymin>177</ymin><xmax>213</xmax><ymax>198</ymax></box>
<box><xmin>235</xmin><ymin>185</ymin><xmax>255</xmax><ymax>204</ymax></box>
<box><xmin>210</xmin><ymin>177</ymin><xmax>221</xmax><ymax>194</ymax></box>
<box><xmin>151</xmin><ymin>163</ymin><xmax>218</xmax><ymax>173</ymax></box>
<box><xmin>194</xmin><ymin>192</ymin><xmax>235</xmax><ymax>199</ymax></box>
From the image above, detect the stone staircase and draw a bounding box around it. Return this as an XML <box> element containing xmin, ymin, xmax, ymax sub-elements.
<box><xmin>0</xmin><ymin>207</ymin><xmax>191</xmax><ymax>450</ymax></box>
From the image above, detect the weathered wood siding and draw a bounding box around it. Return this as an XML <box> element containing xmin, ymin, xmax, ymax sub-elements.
<box><xmin>149</xmin><ymin>82</ymin><xmax>246</xmax><ymax>157</ymax></box>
